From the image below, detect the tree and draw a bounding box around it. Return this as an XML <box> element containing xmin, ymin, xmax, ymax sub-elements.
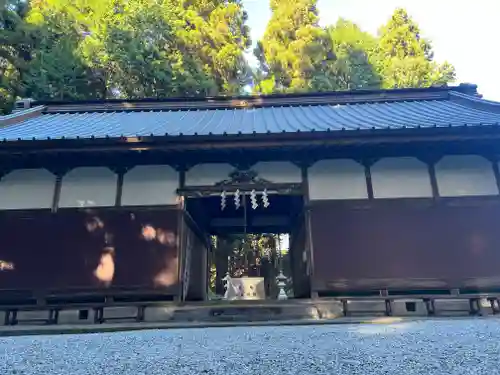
<box><xmin>23</xmin><ymin>0</ymin><xmax>112</xmax><ymax>100</ymax></box>
<box><xmin>319</xmin><ymin>19</ymin><xmax>381</xmax><ymax>91</ymax></box>
<box><xmin>93</xmin><ymin>0</ymin><xmax>218</xmax><ymax>98</ymax></box>
<box><xmin>180</xmin><ymin>0</ymin><xmax>252</xmax><ymax>95</ymax></box>
<box><xmin>376</xmin><ymin>8</ymin><xmax>455</xmax><ymax>88</ymax></box>
<box><xmin>254</xmin><ymin>0</ymin><xmax>330</xmax><ymax>93</ymax></box>
<box><xmin>0</xmin><ymin>0</ymin><xmax>36</xmax><ymax>113</ymax></box>
<box><xmin>22</xmin><ymin>0</ymin><xmax>251</xmax><ymax>101</ymax></box>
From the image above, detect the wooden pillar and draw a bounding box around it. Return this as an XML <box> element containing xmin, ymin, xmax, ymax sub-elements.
<box><xmin>419</xmin><ymin>155</ymin><xmax>441</xmax><ymax>200</ymax></box>
<box><xmin>301</xmin><ymin>164</ymin><xmax>315</xmax><ymax>298</ymax></box>
<box><xmin>0</xmin><ymin>167</ymin><xmax>12</xmax><ymax>183</ymax></box>
<box><xmin>50</xmin><ymin>167</ymin><xmax>69</xmax><ymax>213</ymax></box>
<box><xmin>361</xmin><ymin>158</ymin><xmax>378</xmax><ymax>200</ymax></box>
<box><xmin>112</xmin><ymin>166</ymin><xmax>128</xmax><ymax>207</ymax></box>
<box><xmin>215</xmin><ymin>236</ymin><xmax>231</xmax><ymax>295</ymax></box>
<box><xmin>175</xmin><ymin>165</ymin><xmax>187</xmax><ymax>302</ymax></box>
<box><xmin>184</xmin><ymin>226</ymin><xmax>210</xmax><ymax>301</ymax></box>
<box><xmin>489</xmin><ymin>156</ymin><xmax>500</xmax><ymax>195</ymax></box>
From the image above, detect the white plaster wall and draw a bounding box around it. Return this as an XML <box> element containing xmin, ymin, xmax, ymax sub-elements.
<box><xmin>371</xmin><ymin>157</ymin><xmax>433</xmax><ymax>199</ymax></box>
<box><xmin>308</xmin><ymin>159</ymin><xmax>368</xmax><ymax>200</ymax></box>
<box><xmin>59</xmin><ymin>167</ymin><xmax>117</xmax><ymax>208</ymax></box>
<box><xmin>436</xmin><ymin>155</ymin><xmax>498</xmax><ymax>197</ymax></box>
<box><xmin>0</xmin><ymin>169</ymin><xmax>55</xmax><ymax>210</ymax></box>
<box><xmin>121</xmin><ymin>165</ymin><xmax>179</xmax><ymax>206</ymax></box>
<box><xmin>252</xmin><ymin>161</ymin><xmax>302</xmax><ymax>183</ymax></box>
<box><xmin>185</xmin><ymin>163</ymin><xmax>234</xmax><ymax>186</ymax></box>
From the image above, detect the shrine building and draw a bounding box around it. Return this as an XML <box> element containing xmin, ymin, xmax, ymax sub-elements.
<box><xmin>1</xmin><ymin>83</ymin><xmax>500</xmax><ymax>304</ymax></box>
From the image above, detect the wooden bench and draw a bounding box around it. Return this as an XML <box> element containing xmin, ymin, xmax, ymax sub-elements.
<box><xmin>339</xmin><ymin>294</ymin><xmax>500</xmax><ymax>317</ymax></box>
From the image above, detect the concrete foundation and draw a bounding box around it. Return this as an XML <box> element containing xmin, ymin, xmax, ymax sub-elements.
<box><xmin>346</xmin><ymin>301</ymin><xmax>387</xmax><ymax>316</ymax></box>
<box><xmin>16</xmin><ymin>310</ymin><xmax>50</xmax><ymax>323</ymax></box>
<box><xmin>144</xmin><ymin>306</ymin><xmax>176</xmax><ymax>322</ymax></box>
<box><xmin>1</xmin><ymin>296</ymin><xmax>498</xmax><ymax>328</ymax></box>
<box><xmin>392</xmin><ymin>299</ymin><xmax>427</xmax><ymax>316</ymax></box>
<box><xmin>58</xmin><ymin>309</ymin><xmax>94</xmax><ymax>325</ymax></box>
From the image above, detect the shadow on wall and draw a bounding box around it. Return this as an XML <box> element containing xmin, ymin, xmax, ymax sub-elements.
<box><xmin>0</xmin><ymin>208</ymin><xmax>179</xmax><ymax>292</ymax></box>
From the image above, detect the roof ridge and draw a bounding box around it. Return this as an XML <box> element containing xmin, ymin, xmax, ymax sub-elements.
<box><xmin>42</xmin><ymin>90</ymin><xmax>453</xmax><ymax>114</ymax></box>
<box><xmin>0</xmin><ymin>105</ymin><xmax>46</xmax><ymax>128</ymax></box>
<box><xmin>449</xmin><ymin>91</ymin><xmax>500</xmax><ymax>114</ymax></box>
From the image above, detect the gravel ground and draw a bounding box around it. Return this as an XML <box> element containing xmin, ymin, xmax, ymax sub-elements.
<box><xmin>1</xmin><ymin>319</ymin><xmax>500</xmax><ymax>375</ymax></box>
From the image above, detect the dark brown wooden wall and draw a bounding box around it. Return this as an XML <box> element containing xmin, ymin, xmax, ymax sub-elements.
<box><xmin>289</xmin><ymin>221</ymin><xmax>309</xmax><ymax>297</ymax></box>
<box><xmin>311</xmin><ymin>199</ymin><xmax>500</xmax><ymax>293</ymax></box>
<box><xmin>0</xmin><ymin>208</ymin><xmax>179</xmax><ymax>295</ymax></box>
<box><xmin>185</xmin><ymin>221</ymin><xmax>209</xmax><ymax>301</ymax></box>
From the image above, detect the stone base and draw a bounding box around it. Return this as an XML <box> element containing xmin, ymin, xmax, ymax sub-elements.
<box><xmin>15</xmin><ymin>310</ymin><xmax>51</xmax><ymax>324</ymax></box>
<box><xmin>144</xmin><ymin>306</ymin><xmax>176</xmax><ymax>322</ymax></box>
<box><xmin>58</xmin><ymin>310</ymin><xmax>94</xmax><ymax>325</ymax></box>
<box><xmin>391</xmin><ymin>300</ymin><xmax>428</xmax><ymax>316</ymax></box>
<box><xmin>1</xmin><ymin>297</ymin><xmax>498</xmax><ymax>327</ymax></box>
<box><xmin>345</xmin><ymin>301</ymin><xmax>387</xmax><ymax>316</ymax></box>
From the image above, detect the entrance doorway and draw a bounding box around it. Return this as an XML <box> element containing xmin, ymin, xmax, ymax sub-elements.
<box><xmin>177</xmin><ymin>170</ymin><xmax>310</xmax><ymax>301</ymax></box>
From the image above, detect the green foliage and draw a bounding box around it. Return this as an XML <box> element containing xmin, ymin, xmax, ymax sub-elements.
<box><xmin>181</xmin><ymin>0</ymin><xmax>252</xmax><ymax>95</ymax></box>
<box><xmin>0</xmin><ymin>2</ymin><xmax>456</xmax><ymax>113</ymax></box>
<box><xmin>321</xmin><ymin>19</ymin><xmax>381</xmax><ymax>90</ymax></box>
<box><xmin>0</xmin><ymin>0</ymin><xmax>37</xmax><ymax>113</ymax></box>
<box><xmin>255</xmin><ymin>5</ymin><xmax>455</xmax><ymax>94</ymax></box>
<box><xmin>254</xmin><ymin>0</ymin><xmax>330</xmax><ymax>93</ymax></box>
<box><xmin>17</xmin><ymin>0</ymin><xmax>251</xmax><ymax>102</ymax></box>
<box><xmin>375</xmin><ymin>8</ymin><xmax>455</xmax><ymax>88</ymax></box>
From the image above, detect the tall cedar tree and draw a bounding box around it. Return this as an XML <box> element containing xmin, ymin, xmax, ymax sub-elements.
<box><xmin>254</xmin><ymin>0</ymin><xmax>329</xmax><ymax>93</ymax></box>
<box><xmin>376</xmin><ymin>8</ymin><xmax>455</xmax><ymax>88</ymax></box>
<box><xmin>181</xmin><ymin>0</ymin><xmax>252</xmax><ymax>95</ymax></box>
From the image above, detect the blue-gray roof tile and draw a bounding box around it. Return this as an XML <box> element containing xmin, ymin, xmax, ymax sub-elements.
<box><xmin>1</xmin><ymin>85</ymin><xmax>500</xmax><ymax>142</ymax></box>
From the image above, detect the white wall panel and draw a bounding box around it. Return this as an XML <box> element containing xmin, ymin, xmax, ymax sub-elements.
<box><xmin>0</xmin><ymin>169</ymin><xmax>55</xmax><ymax>210</ymax></box>
<box><xmin>436</xmin><ymin>155</ymin><xmax>497</xmax><ymax>197</ymax></box>
<box><xmin>59</xmin><ymin>167</ymin><xmax>117</xmax><ymax>208</ymax></box>
<box><xmin>121</xmin><ymin>165</ymin><xmax>178</xmax><ymax>206</ymax></box>
<box><xmin>252</xmin><ymin>161</ymin><xmax>302</xmax><ymax>183</ymax></box>
<box><xmin>308</xmin><ymin>159</ymin><xmax>368</xmax><ymax>200</ymax></box>
<box><xmin>185</xmin><ymin>163</ymin><xmax>234</xmax><ymax>186</ymax></box>
<box><xmin>371</xmin><ymin>157</ymin><xmax>433</xmax><ymax>198</ymax></box>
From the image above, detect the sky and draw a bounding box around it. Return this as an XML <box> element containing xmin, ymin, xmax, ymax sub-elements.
<box><xmin>242</xmin><ymin>0</ymin><xmax>500</xmax><ymax>101</ymax></box>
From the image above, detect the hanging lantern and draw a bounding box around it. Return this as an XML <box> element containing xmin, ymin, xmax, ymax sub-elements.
<box><xmin>250</xmin><ymin>189</ymin><xmax>258</xmax><ymax>210</ymax></box>
<box><xmin>220</xmin><ymin>190</ymin><xmax>227</xmax><ymax>211</ymax></box>
<box><xmin>262</xmin><ymin>189</ymin><xmax>270</xmax><ymax>208</ymax></box>
<box><xmin>234</xmin><ymin>189</ymin><xmax>241</xmax><ymax>210</ymax></box>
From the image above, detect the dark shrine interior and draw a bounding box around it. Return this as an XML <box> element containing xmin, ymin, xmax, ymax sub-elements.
<box><xmin>185</xmin><ymin>193</ymin><xmax>304</xmax><ymax>236</ymax></box>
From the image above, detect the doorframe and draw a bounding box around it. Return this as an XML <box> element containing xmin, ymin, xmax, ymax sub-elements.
<box><xmin>176</xmin><ymin>168</ymin><xmax>311</xmax><ymax>300</ymax></box>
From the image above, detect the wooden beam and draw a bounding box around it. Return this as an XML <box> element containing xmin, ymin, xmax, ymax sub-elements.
<box><xmin>418</xmin><ymin>154</ymin><xmax>442</xmax><ymax>201</ymax></box>
<box><xmin>176</xmin><ymin>165</ymin><xmax>187</xmax><ymax>302</ymax></box>
<box><xmin>491</xmin><ymin>159</ymin><xmax>500</xmax><ymax>196</ymax></box>
<box><xmin>50</xmin><ymin>169</ymin><xmax>67</xmax><ymax>212</ymax></box>
<box><xmin>209</xmin><ymin>215</ymin><xmax>291</xmax><ymax>228</ymax></box>
<box><xmin>113</xmin><ymin>167</ymin><xmax>127</xmax><ymax>207</ymax></box>
<box><xmin>2</xmin><ymin>125</ymin><xmax>500</xmax><ymax>155</ymax></box>
<box><xmin>364</xmin><ymin>164</ymin><xmax>374</xmax><ymax>200</ymax></box>
<box><xmin>427</xmin><ymin>163</ymin><xmax>440</xmax><ymax>200</ymax></box>
<box><xmin>178</xmin><ymin>182</ymin><xmax>303</xmax><ymax>196</ymax></box>
<box><xmin>359</xmin><ymin>158</ymin><xmax>378</xmax><ymax>200</ymax></box>
<box><xmin>301</xmin><ymin>165</ymin><xmax>316</xmax><ymax>299</ymax></box>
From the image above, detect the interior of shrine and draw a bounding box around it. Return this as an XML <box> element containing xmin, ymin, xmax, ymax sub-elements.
<box><xmin>183</xmin><ymin>185</ymin><xmax>308</xmax><ymax>300</ymax></box>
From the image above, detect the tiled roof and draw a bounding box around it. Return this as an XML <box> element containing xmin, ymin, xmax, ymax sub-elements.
<box><xmin>1</xmin><ymin>84</ymin><xmax>500</xmax><ymax>142</ymax></box>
